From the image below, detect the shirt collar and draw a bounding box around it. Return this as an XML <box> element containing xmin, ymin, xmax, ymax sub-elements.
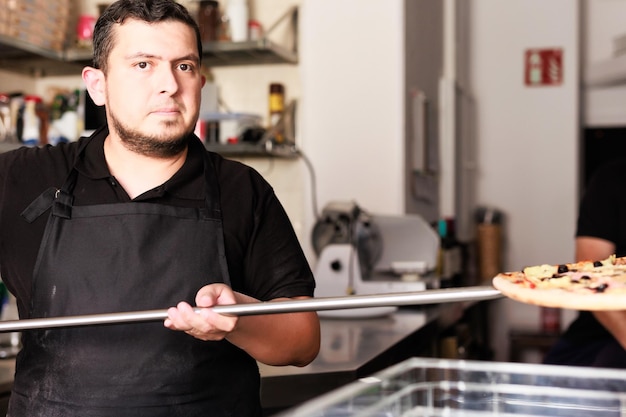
<box><xmin>74</xmin><ymin>126</ymin><xmax>206</xmax><ymax>201</ymax></box>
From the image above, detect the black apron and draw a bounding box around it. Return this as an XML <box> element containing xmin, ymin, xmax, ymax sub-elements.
<box><xmin>8</xmin><ymin>139</ymin><xmax>261</xmax><ymax>417</ymax></box>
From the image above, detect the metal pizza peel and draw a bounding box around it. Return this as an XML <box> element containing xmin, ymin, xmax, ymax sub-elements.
<box><xmin>0</xmin><ymin>286</ymin><xmax>502</xmax><ymax>333</ymax></box>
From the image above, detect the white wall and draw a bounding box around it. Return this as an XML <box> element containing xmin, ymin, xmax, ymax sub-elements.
<box><xmin>469</xmin><ymin>0</ymin><xmax>579</xmax><ymax>361</ymax></box>
<box><xmin>299</xmin><ymin>0</ymin><xmax>405</xmax><ymax>214</ymax></box>
<box><xmin>582</xmin><ymin>0</ymin><xmax>626</xmax><ymax>127</ymax></box>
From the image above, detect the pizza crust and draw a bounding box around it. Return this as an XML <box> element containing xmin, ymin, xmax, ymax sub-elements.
<box><xmin>492</xmin><ymin>275</ymin><xmax>626</xmax><ymax>311</ymax></box>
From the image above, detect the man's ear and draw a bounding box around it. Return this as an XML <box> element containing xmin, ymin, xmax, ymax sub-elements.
<box><xmin>82</xmin><ymin>66</ymin><xmax>106</xmax><ymax>106</ymax></box>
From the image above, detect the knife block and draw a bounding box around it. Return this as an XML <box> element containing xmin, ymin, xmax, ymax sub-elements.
<box><xmin>477</xmin><ymin>223</ymin><xmax>502</xmax><ymax>283</ymax></box>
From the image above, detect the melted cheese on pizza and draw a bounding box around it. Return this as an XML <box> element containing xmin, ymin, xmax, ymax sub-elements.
<box><xmin>509</xmin><ymin>255</ymin><xmax>626</xmax><ymax>293</ymax></box>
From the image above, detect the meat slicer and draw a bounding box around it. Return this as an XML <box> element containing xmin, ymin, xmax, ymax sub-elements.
<box><xmin>311</xmin><ymin>201</ymin><xmax>440</xmax><ymax>316</ymax></box>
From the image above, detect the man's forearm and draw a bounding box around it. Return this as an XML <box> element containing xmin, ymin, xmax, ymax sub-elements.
<box><xmin>227</xmin><ymin>294</ymin><xmax>321</xmax><ymax>367</ymax></box>
<box><xmin>593</xmin><ymin>310</ymin><xmax>626</xmax><ymax>349</ymax></box>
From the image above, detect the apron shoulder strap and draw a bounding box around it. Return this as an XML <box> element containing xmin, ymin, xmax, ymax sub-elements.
<box><xmin>21</xmin><ymin>139</ymin><xmax>90</xmax><ymax>223</ymax></box>
<box><xmin>21</xmin><ymin>187</ymin><xmax>58</xmax><ymax>223</ymax></box>
<box><xmin>21</xmin><ymin>172</ymin><xmax>77</xmax><ymax>223</ymax></box>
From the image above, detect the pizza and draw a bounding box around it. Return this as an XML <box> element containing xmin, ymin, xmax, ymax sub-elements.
<box><xmin>492</xmin><ymin>254</ymin><xmax>626</xmax><ymax>310</ymax></box>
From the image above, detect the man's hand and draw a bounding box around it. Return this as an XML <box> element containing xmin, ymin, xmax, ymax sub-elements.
<box><xmin>164</xmin><ymin>283</ymin><xmax>238</xmax><ymax>341</ymax></box>
<box><xmin>166</xmin><ymin>284</ymin><xmax>320</xmax><ymax>366</ymax></box>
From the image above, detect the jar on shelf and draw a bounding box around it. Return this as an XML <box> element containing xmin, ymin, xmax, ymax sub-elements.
<box><xmin>226</xmin><ymin>0</ymin><xmax>249</xmax><ymax>41</ymax></box>
<box><xmin>76</xmin><ymin>14</ymin><xmax>97</xmax><ymax>47</ymax></box>
<box><xmin>248</xmin><ymin>19</ymin><xmax>263</xmax><ymax>41</ymax></box>
<box><xmin>198</xmin><ymin>0</ymin><xmax>221</xmax><ymax>43</ymax></box>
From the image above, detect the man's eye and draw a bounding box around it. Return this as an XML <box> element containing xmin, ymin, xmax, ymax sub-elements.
<box><xmin>179</xmin><ymin>63</ymin><xmax>193</xmax><ymax>72</ymax></box>
<box><xmin>137</xmin><ymin>62</ymin><xmax>149</xmax><ymax>69</ymax></box>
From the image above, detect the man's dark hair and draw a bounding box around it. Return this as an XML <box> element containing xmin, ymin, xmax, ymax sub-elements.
<box><xmin>92</xmin><ymin>0</ymin><xmax>202</xmax><ymax>73</ymax></box>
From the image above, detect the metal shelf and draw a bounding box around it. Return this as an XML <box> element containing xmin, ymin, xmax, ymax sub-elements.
<box><xmin>0</xmin><ymin>33</ymin><xmax>84</xmax><ymax>77</ymax></box>
<box><xmin>0</xmin><ymin>6</ymin><xmax>298</xmax><ymax>76</ymax></box>
<box><xmin>0</xmin><ymin>33</ymin><xmax>63</xmax><ymax>60</ymax></box>
<box><xmin>204</xmin><ymin>142</ymin><xmax>299</xmax><ymax>158</ymax></box>
<box><xmin>204</xmin><ymin>99</ymin><xmax>299</xmax><ymax>158</ymax></box>
<box><xmin>63</xmin><ymin>38</ymin><xmax>298</xmax><ymax>69</ymax></box>
<box><xmin>0</xmin><ymin>141</ymin><xmax>299</xmax><ymax>159</ymax></box>
<box><xmin>0</xmin><ymin>38</ymin><xmax>297</xmax><ymax>77</ymax></box>
<box><xmin>201</xmin><ymin>38</ymin><xmax>297</xmax><ymax>66</ymax></box>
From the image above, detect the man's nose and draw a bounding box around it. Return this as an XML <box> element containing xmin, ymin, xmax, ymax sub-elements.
<box><xmin>158</xmin><ymin>67</ymin><xmax>180</xmax><ymax>94</ymax></box>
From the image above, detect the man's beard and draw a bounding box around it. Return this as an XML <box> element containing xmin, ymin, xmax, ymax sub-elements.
<box><xmin>109</xmin><ymin>110</ymin><xmax>191</xmax><ymax>158</ymax></box>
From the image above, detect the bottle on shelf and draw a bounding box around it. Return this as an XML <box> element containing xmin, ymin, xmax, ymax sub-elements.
<box><xmin>8</xmin><ymin>94</ymin><xmax>24</xmax><ymax>143</ymax></box>
<box><xmin>268</xmin><ymin>82</ymin><xmax>285</xmax><ymax>143</ymax></box>
<box><xmin>437</xmin><ymin>217</ymin><xmax>463</xmax><ymax>288</ymax></box>
<box><xmin>22</xmin><ymin>95</ymin><xmax>43</xmax><ymax>147</ymax></box>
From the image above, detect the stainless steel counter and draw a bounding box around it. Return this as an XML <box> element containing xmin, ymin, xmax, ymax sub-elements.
<box><xmin>258</xmin><ymin>307</ymin><xmax>440</xmax><ymax>413</ymax></box>
<box><xmin>260</xmin><ymin>309</ymin><xmax>429</xmax><ymax>376</ymax></box>
<box><xmin>258</xmin><ymin>297</ymin><xmax>488</xmax><ymax>414</ymax></box>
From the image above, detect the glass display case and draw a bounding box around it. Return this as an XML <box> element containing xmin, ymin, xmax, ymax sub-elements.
<box><xmin>277</xmin><ymin>357</ymin><xmax>626</xmax><ymax>417</ymax></box>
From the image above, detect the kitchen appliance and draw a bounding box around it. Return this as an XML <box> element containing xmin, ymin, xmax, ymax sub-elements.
<box><xmin>275</xmin><ymin>356</ymin><xmax>626</xmax><ymax>417</ymax></box>
<box><xmin>311</xmin><ymin>202</ymin><xmax>440</xmax><ymax>317</ymax></box>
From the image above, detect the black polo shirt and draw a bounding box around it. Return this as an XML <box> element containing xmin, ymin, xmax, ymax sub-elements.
<box><xmin>562</xmin><ymin>157</ymin><xmax>626</xmax><ymax>344</ymax></box>
<box><xmin>0</xmin><ymin>127</ymin><xmax>314</xmax><ymax>318</ymax></box>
